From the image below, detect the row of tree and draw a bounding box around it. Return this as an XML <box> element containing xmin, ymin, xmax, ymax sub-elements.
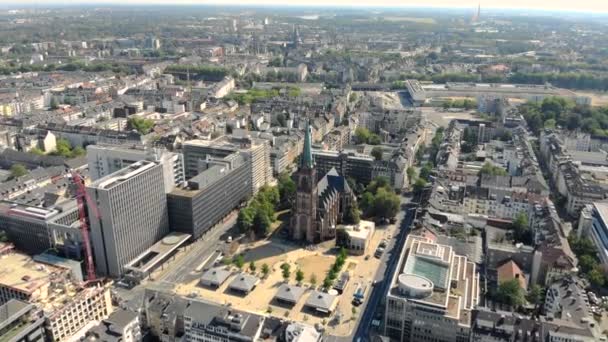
<box><xmin>322</xmin><ymin>247</ymin><xmax>349</xmax><ymax>289</ymax></box>
<box><xmin>568</xmin><ymin>234</ymin><xmax>606</xmax><ymax>288</ymax></box>
<box><xmin>520</xmin><ymin>96</ymin><xmax>608</xmax><ymax>137</ymax></box>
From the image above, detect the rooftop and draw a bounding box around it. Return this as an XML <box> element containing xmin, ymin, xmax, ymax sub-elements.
<box><xmin>0</xmin><ymin>252</ymin><xmax>67</xmax><ymax>295</ymax></box>
<box><xmin>90</xmin><ymin>160</ymin><xmax>157</xmax><ymax>190</ymax></box>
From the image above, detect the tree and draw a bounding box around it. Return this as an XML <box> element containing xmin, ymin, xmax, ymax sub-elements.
<box><xmin>253</xmin><ymin>210</ymin><xmax>273</xmax><ymax>237</ymax></box>
<box><xmin>373</xmin><ymin>187</ymin><xmax>400</xmax><ymax>219</ymax></box>
<box><xmin>354</xmin><ymin>127</ymin><xmax>371</xmax><ymax>144</ymax></box>
<box><xmin>233</xmin><ymin>255</ymin><xmax>245</xmax><ymax>270</ymax></box>
<box><xmin>588</xmin><ymin>268</ymin><xmax>605</xmax><ymax>287</ymax></box>
<box><xmin>237</xmin><ymin>207</ymin><xmax>255</xmax><ymax>233</ymax></box>
<box><xmin>261</xmin><ymin>263</ymin><xmax>270</xmax><ymax>278</ymax></box>
<box><xmin>578</xmin><ymin>254</ymin><xmax>598</xmax><ymax>274</ymax></box>
<box><xmin>276</xmin><ymin>113</ymin><xmax>286</xmax><ymax>127</ymax></box>
<box><xmin>406</xmin><ymin>167</ymin><xmax>416</xmax><ymax>185</ymax></box>
<box><xmin>296</xmin><ymin>269</ymin><xmax>304</xmax><ymax>283</ymax></box>
<box><xmin>72</xmin><ymin>146</ymin><xmax>85</xmax><ymax>157</ymax></box>
<box><xmin>526</xmin><ymin>284</ymin><xmax>543</xmax><ymax>306</ymax></box>
<box><xmin>496</xmin><ymin>279</ymin><xmax>525</xmax><ymax>307</ymax></box>
<box><xmin>419</xmin><ymin>163</ymin><xmax>432</xmax><ymax>182</ymax></box>
<box><xmin>479</xmin><ymin>162</ymin><xmax>508</xmax><ymax>176</ymax></box>
<box><xmin>277</xmin><ymin>173</ymin><xmax>296</xmax><ymax>208</ymax></box>
<box><xmin>29</xmin><ymin>147</ymin><xmax>44</xmax><ymax>155</ymax></box>
<box><xmin>127</xmin><ymin>117</ymin><xmax>155</xmax><ymax>135</ymax></box>
<box><xmin>310</xmin><ymin>274</ymin><xmax>317</xmax><ymax>287</ymax></box>
<box><xmin>282</xmin><ymin>267</ymin><xmax>291</xmax><ymax>281</ymax></box>
<box><xmin>512</xmin><ymin>213</ymin><xmax>530</xmax><ymax>242</ymax></box>
<box><xmin>323</xmin><ymin>277</ymin><xmax>333</xmax><ymax>289</ymax></box>
<box><xmin>10</xmin><ymin>164</ymin><xmax>27</xmax><ymax>179</ymax></box>
<box><xmin>413</xmin><ymin>178</ymin><xmax>428</xmax><ymax>197</ymax></box>
<box><xmin>371</xmin><ymin>147</ymin><xmax>383</xmax><ymax>161</ymax></box>
<box><xmin>55</xmin><ymin>138</ymin><xmax>73</xmax><ymax>158</ymax></box>
<box><xmin>344</xmin><ymin>205</ymin><xmax>361</xmax><ymax>224</ymax></box>
<box><xmin>249</xmin><ymin>261</ymin><xmax>256</xmax><ymax>273</ymax></box>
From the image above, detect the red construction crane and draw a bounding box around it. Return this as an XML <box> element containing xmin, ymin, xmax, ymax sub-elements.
<box><xmin>70</xmin><ymin>171</ymin><xmax>99</xmax><ymax>282</ymax></box>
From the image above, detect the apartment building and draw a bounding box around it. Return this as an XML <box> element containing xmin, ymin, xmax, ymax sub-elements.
<box><xmin>87</xmin><ymin>160</ymin><xmax>169</xmax><ymax>277</ymax></box>
<box><xmin>384</xmin><ymin>235</ymin><xmax>479</xmax><ymax>342</ymax></box>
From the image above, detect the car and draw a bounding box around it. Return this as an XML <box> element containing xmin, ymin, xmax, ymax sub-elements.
<box><xmin>379</xmin><ymin>240</ymin><xmax>387</xmax><ymax>248</ymax></box>
<box><xmin>389</xmin><ymin>217</ymin><xmax>397</xmax><ymax>224</ymax></box>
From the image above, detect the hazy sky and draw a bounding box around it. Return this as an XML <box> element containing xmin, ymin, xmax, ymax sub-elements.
<box><xmin>10</xmin><ymin>0</ymin><xmax>608</xmax><ymax>13</ymax></box>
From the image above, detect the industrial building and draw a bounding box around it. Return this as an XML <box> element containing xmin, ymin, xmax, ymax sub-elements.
<box><xmin>87</xmin><ymin>160</ymin><xmax>170</xmax><ymax>278</ymax></box>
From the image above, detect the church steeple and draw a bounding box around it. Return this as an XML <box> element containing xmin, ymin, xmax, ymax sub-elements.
<box><xmin>301</xmin><ymin>120</ymin><xmax>314</xmax><ymax>169</ymax></box>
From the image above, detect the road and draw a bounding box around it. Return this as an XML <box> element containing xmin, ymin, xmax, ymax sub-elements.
<box><xmin>325</xmin><ymin>197</ymin><xmax>416</xmax><ymax>342</ymax></box>
<box><xmin>113</xmin><ymin>212</ymin><xmax>238</xmax><ymax>310</ymax></box>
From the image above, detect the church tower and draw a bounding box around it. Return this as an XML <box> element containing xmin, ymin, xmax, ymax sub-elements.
<box><xmin>291</xmin><ymin>121</ymin><xmax>317</xmax><ymax>243</ymax></box>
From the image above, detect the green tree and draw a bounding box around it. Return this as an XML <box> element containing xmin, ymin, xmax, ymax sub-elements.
<box><xmin>544</xmin><ymin>119</ymin><xmax>557</xmax><ymax>129</ymax></box>
<box><xmin>373</xmin><ymin>187</ymin><xmax>400</xmax><ymax>219</ymax></box>
<box><xmin>419</xmin><ymin>163</ymin><xmax>433</xmax><ymax>182</ymax></box>
<box><xmin>282</xmin><ymin>267</ymin><xmax>291</xmax><ymax>281</ymax></box>
<box><xmin>344</xmin><ymin>205</ymin><xmax>361</xmax><ymax>224</ymax></box>
<box><xmin>249</xmin><ymin>261</ymin><xmax>256</xmax><ymax>273</ymax></box>
<box><xmin>261</xmin><ymin>263</ymin><xmax>270</xmax><ymax>277</ymax></box>
<box><xmin>296</xmin><ymin>269</ymin><xmax>305</xmax><ymax>283</ymax></box>
<box><xmin>310</xmin><ymin>274</ymin><xmax>317</xmax><ymax>287</ymax></box>
<box><xmin>413</xmin><ymin>178</ymin><xmax>428</xmax><ymax>197</ymax></box>
<box><xmin>29</xmin><ymin>147</ymin><xmax>44</xmax><ymax>155</ymax></box>
<box><xmin>323</xmin><ymin>277</ymin><xmax>333</xmax><ymax>289</ymax></box>
<box><xmin>496</xmin><ymin>279</ymin><xmax>525</xmax><ymax>307</ymax></box>
<box><xmin>55</xmin><ymin>138</ymin><xmax>73</xmax><ymax>158</ymax></box>
<box><xmin>479</xmin><ymin>162</ymin><xmax>508</xmax><ymax>176</ymax></box>
<box><xmin>371</xmin><ymin>147</ymin><xmax>383</xmax><ymax>161</ymax></box>
<box><xmin>72</xmin><ymin>146</ymin><xmax>85</xmax><ymax>157</ymax></box>
<box><xmin>588</xmin><ymin>268</ymin><xmax>605</xmax><ymax>287</ymax></box>
<box><xmin>354</xmin><ymin>127</ymin><xmax>371</xmax><ymax>144</ymax></box>
<box><xmin>10</xmin><ymin>164</ymin><xmax>27</xmax><ymax>179</ymax></box>
<box><xmin>512</xmin><ymin>213</ymin><xmax>530</xmax><ymax>242</ymax></box>
<box><xmin>406</xmin><ymin>167</ymin><xmax>416</xmax><ymax>185</ymax></box>
<box><xmin>233</xmin><ymin>255</ymin><xmax>245</xmax><ymax>270</ymax></box>
<box><xmin>127</xmin><ymin>117</ymin><xmax>155</xmax><ymax>134</ymax></box>
<box><xmin>578</xmin><ymin>254</ymin><xmax>598</xmax><ymax>274</ymax></box>
<box><xmin>253</xmin><ymin>210</ymin><xmax>272</xmax><ymax>237</ymax></box>
<box><xmin>526</xmin><ymin>284</ymin><xmax>543</xmax><ymax>306</ymax></box>
<box><xmin>277</xmin><ymin>173</ymin><xmax>296</xmax><ymax>207</ymax></box>
<box><xmin>237</xmin><ymin>207</ymin><xmax>255</xmax><ymax>233</ymax></box>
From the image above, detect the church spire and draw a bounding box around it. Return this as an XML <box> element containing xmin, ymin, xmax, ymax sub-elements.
<box><xmin>301</xmin><ymin>120</ymin><xmax>314</xmax><ymax>169</ymax></box>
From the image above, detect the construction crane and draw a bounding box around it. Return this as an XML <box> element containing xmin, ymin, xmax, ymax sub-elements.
<box><xmin>70</xmin><ymin>171</ymin><xmax>98</xmax><ymax>282</ymax></box>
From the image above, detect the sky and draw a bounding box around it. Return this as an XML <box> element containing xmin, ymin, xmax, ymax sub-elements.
<box><xmin>8</xmin><ymin>0</ymin><xmax>608</xmax><ymax>13</ymax></box>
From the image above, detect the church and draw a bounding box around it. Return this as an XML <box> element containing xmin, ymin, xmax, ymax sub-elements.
<box><xmin>290</xmin><ymin>122</ymin><xmax>356</xmax><ymax>243</ymax></box>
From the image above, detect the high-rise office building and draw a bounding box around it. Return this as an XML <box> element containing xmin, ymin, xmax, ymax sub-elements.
<box><xmin>384</xmin><ymin>235</ymin><xmax>479</xmax><ymax>342</ymax></box>
<box><xmin>87</xmin><ymin>160</ymin><xmax>169</xmax><ymax>278</ymax></box>
<box><xmin>182</xmin><ymin>135</ymin><xmax>272</xmax><ymax>195</ymax></box>
<box><xmin>87</xmin><ymin>144</ymin><xmax>184</xmax><ymax>193</ymax></box>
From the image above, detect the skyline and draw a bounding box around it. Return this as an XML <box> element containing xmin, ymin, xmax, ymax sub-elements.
<box><xmin>5</xmin><ymin>0</ymin><xmax>608</xmax><ymax>14</ymax></box>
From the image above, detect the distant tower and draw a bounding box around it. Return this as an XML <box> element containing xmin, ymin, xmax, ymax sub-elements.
<box><xmin>292</xmin><ymin>24</ymin><xmax>302</xmax><ymax>48</ymax></box>
<box><xmin>291</xmin><ymin>121</ymin><xmax>317</xmax><ymax>243</ymax></box>
<box><xmin>472</xmin><ymin>2</ymin><xmax>481</xmax><ymax>23</ymax></box>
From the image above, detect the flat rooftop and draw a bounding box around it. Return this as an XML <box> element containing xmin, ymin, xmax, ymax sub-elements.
<box><xmin>91</xmin><ymin>160</ymin><xmax>157</xmax><ymax>190</ymax></box>
<box><xmin>0</xmin><ymin>252</ymin><xmax>67</xmax><ymax>295</ymax></box>
<box><xmin>124</xmin><ymin>232</ymin><xmax>191</xmax><ymax>274</ymax></box>
<box><xmin>389</xmin><ymin>236</ymin><xmax>478</xmax><ymax>326</ymax></box>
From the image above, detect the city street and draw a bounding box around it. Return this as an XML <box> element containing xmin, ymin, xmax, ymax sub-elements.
<box><xmin>325</xmin><ymin>195</ymin><xmax>416</xmax><ymax>342</ymax></box>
